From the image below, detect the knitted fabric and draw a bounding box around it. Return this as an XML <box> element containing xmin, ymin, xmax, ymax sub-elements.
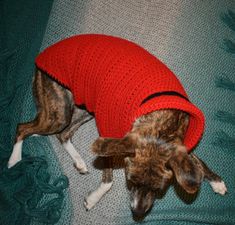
<box><xmin>0</xmin><ymin>1</ymin><xmax>71</xmax><ymax>225</ymax></box>
<box><xmin>35</xmin><ymin>34</ymin><xmax>205</xmax><ymax>151</ymax></box>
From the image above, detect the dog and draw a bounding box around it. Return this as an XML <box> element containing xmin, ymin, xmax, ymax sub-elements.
<box><xmin>8</xmin><ymin>34</ymin><xmax>227</xmax><ymax>219</ymax></box>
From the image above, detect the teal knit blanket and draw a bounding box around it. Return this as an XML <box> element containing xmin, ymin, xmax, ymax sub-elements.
<box><xmin>0</xmin><ymin>0</ymin><xmax>71</xmax><ymax>224</ymax></box>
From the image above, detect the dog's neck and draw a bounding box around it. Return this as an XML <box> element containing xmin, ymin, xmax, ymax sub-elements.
<box><xmin>130</xmin><ymin>109</ymin><xmax>189</xmax><ymax>149</ymax></box>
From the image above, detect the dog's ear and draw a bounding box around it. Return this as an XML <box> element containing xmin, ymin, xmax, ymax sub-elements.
<box><xmin>92</xmin><ymin>137</ymin><xmax>136</xmax><ymax>157</ymax></box>
<box><xmin>167</xmin><ymin>145</ymin><xmax>203</xmax><ymax>194</ymax></box>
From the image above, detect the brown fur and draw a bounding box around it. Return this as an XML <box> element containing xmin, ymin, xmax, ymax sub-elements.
<box><xmin>10</xmin><ymin>69</ymin><xmax>227</xmax><ymax>221</ymax></box>
<box><xmin>92</xmin><ymin>109</ymin><xmax>226</xmax><ymax>218</ymax></box>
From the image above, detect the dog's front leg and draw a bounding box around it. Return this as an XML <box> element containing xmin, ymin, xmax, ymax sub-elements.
<box><xmin>84</xmin><ymin>136</ymin><xmax>135</xmax><ymax>210</ymax></box>
<box><xmin>84</xmin><ymin>158</ymin><xmax>113</xmax><ymax>210</ymax></box>
<box><xmin>191</xmin><ymin>154</ymin><xmax>227</xmax><ymax>195</ymax></box>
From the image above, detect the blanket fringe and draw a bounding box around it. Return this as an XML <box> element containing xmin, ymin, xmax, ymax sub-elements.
<box><xmin>223</xmin><ymin>39</ymin><xmax>235</xmax><ymax>54</ymax></box>
<box><xmin>0</xmin><ymin>156</ymin><xmax>69</xmax><ymax>225</ymax></box>
<box><xmin>212</xmin><ymin>130</ymin><xmax>235</xmax><ymax>149</ymax></box>
<box><xmin>215</xmin><ymin>110</ymin><xmax>235</xmax><ymax>125</ymax></box>
<box><xmin>221</xmin><ymin>10</ymin><xmax>235</xmax><ymax>32</ymax></box>
<box><xmin>222</xmin><ymin>10</ymin><xmax>235</xmax><ymax>54</ymax></box>
<box><xmin>215</xmin><ymin>76</ymin><xmax>235</xmax><ymax>91</ymax></box>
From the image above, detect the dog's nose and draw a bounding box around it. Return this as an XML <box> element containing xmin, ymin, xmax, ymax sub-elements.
<box><xmin>130</xmin><ymin>188</ymin><xmax>155</xmax><ymax>220</ymax></box>
<box><xmin>132</xmin><ymin>208</ymin><xmax>145</xmax><ymax>216</ymax></box>
<box><xmin>131</xmin><ymin>207</ymin><xmax>148</xmax><ymax>221</ymax></box>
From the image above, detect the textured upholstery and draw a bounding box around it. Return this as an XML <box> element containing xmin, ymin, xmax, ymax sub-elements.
<box><xmin>1</xmin><ymin>0</ymin><xmax>234</xmax><ymax>225</ymax></box>
<box><xmin>40</xmin><ymin>1</ymin><xmax>235</xmax><ymax>224</ymax></box>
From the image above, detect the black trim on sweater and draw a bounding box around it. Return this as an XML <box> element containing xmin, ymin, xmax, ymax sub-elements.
<box><xmin>140</xmin><ymin>91</ymin><xmax>189</xmax><ymax>106</ymax></box>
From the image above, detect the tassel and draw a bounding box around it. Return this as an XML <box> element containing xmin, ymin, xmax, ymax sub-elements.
<box><xmin>6</xmin><ymin>157</ymin><xmax>69</xmax><ymax>225</ymax></box>
<box><xmin>223</xmin><ymin>39</ymin><xmax>235</xmax><ymax>54</ymax></box>
<box><xmin>215</xmin><ymin>76</ymin><xmax>235</xmax><ymax>91</ymax></box>
<box><xmin>221</xmin><ymin>10</ymin><xmax>235</xmax><ymax>54</ymax></box>
<box><xmin>212</xmin><ymin>130</ymin><xmax>235</xmax><ymax>149</ymax></box>
<box><xmin>221</xmin><ymin>10</ymin><xmax>235</xmax><ymax>32</ymax></box>
<box><xmin>215</xmin><ymin>111</ymin><xmax>235</xmax><ymax>125</ymax></box>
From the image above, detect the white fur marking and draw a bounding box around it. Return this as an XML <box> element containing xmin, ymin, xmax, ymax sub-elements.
<box><xmin>63</xmin><ymin>139</ymin><xmax>88</xmax><ymax>173</ymax></box>
<box><xmin>210</xmin><ymin>181</ymin><xmax>227</xmax><ymax>195</ymax></box>
<box><xmin>84</xmin><ymin>182</ymin><xmax>113</xmax><ymax>210</ymax></box>
<box><xmin>131</xmin><ymin>196</ymin><xmax>138</xmax><ymax>209</ymax></box>
<box><xmin>8</xmin><ymin>140</ymin><xmax>23</xmax><ymax>168</ymax></box>
<box><xmin>32</xmin><ymin>134</ymin><xmax>40</xmax><ymax>137</ymax></box>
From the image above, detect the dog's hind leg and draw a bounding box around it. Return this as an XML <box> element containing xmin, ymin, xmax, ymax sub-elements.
<box><xmin>8</xmin><ymin>70</ymin><xmax>73</xmax><ymax>168</ymax></box>
<box><xmin>56</xmin><ymin>107</ymin><xmax>93</xmax><ymax>174</ymax></box>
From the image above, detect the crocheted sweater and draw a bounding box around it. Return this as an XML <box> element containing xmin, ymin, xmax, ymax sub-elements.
<box><xmin>35</xmin><ymin>34</ymin><xmax>205</xmax><ymax>151</ymax></box>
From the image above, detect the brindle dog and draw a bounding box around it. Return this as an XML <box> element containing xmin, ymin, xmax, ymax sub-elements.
<box><xmin>8</xmin><ymin>69</ymin><xmax>227</xmax><ymax>220</ymax></box>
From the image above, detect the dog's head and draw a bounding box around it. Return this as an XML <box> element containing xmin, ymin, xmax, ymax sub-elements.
<box><xmin>93</xmin><ymin>139</ymin><xmax>203</xmax><ymax>217</ymax></box>
<box><xmin>124</xmin><ymin>144</ymin><xmax>203</xmax><ymax>217</ymax></box>
<box><xmin>92</xmin><ymin>110</ymin><xmax>204</xmax><ymax>218</ymax></box>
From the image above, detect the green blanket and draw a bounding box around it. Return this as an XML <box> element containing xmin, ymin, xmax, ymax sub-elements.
<box><xmin>0</xmin><ymin>0</ymin><xmax>72</xmax><ymax>224</ymax></box>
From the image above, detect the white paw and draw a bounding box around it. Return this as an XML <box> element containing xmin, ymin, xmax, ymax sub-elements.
<box><xmin>63</xmin><ymin>139</ymin><xmax>88</xmax><ymax>173</ymax></box>
<box><xmin>8</xmin><ymin>157</ymin><xmax>21</xmax><ymax>168</ymax></box>
<box><xmin>84</xmin><ymin>192</ymin><xmax>99</xmax><ymax>210</ymax></box>
<box><xmin>74</xmin><ymin>160</ymin><xmax>88</xmax><ymax>174</ymax></box>
<box><xmin>84</xmin><ymin>182</ymin><xmax>113</xmax><ymax>210</ymax></box>
<box><xmin>210</xmin><ymin>181</ymin><xmax>227</xmax><ymax>195</ymax></box>
<box><xmin>8</xmin><ymin>141</ymin><xmax>23</xmax><ymax>168</ymax></box>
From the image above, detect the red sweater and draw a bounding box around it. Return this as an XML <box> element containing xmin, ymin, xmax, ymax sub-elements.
<box><xmin>35</xmin><ymin>34</ymin><xmax>205</xmax><ymax>151</ymax></box>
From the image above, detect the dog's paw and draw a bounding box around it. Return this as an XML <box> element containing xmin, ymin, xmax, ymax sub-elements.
<box><xmin>84</xmin><ymin>193</ymin><xmax>97</xmax><ymax>210</ymax></box>
<box><xmin>74</xmin><ymin>160</ymin><xmax>88</xmax><ymax>174</ymax></box>
<box><xmin>8</xmin><ymin>141</ymin><xmax>23</xmax><ymax>168</ymax></box>
<box><xmin>84</xmin><ymin>182</ymin><xmax>113</xmax><ymax>210</ymax></box>
<box><xmin>92</xmin><ymin>137</ymin><xmax>105</xmax><ymax>154</ymax></box>
<box><xmin>8</xmin><ymin>158</ymin><xmax>20</xmax><ymax>168</ymax></box>
<box><xmin>210</xmin><ymin>181</ymin><xmax>227</xmax><ymax>195</ymax></box>
<box><xmin>62</xmin><ymin>139</ymin><xmax>88</xmax><ymax>174</ymax></box>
